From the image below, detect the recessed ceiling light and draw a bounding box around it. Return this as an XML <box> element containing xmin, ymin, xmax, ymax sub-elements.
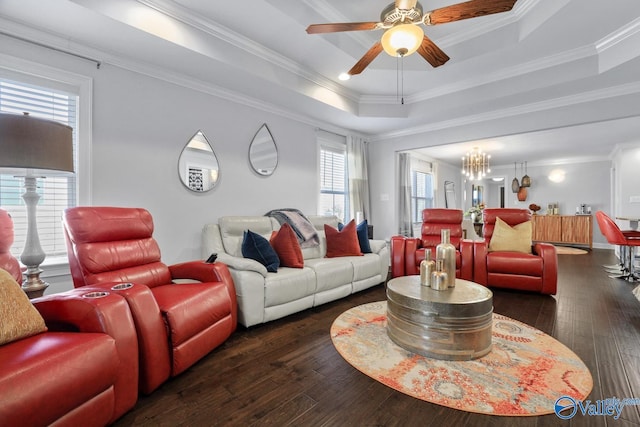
<box><xmin>338</xmin><ymin>73</ymin><xmax>351</xmax><ymax>81</ymax></box>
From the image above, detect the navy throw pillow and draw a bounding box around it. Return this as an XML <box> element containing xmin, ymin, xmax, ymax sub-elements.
<box><xmin>356</xmin><ymin>220</ymin><xmax>372</xmax><ymax>254</ymax></box>
<box><xmin>339</xmin><ymin>220</ymin><xmax>372</xmax><ymax>253</ymax></box>
<box><xmin>242</xmin><ymin>230</ymin><xmax>279</xmax><ymax>273</ymax></box>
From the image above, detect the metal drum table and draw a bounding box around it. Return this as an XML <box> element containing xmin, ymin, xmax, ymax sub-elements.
<box><xmin>386</xmin><ymin>276</ymin><xmax>493</xmax><ymax>361</ymax></box>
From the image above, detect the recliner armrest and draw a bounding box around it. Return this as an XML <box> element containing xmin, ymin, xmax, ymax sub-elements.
<box><xmin>472</xmin><ymin>240</ymin><xmax>489</xmax><ymax>285</ymax></box>
<box><xmin>32</xmin><ymin>289</ymin><xmax>139</xmax><ymax>422</ymax></box>
<box><xmin>533</xmin><ymin>242</ymin><xmax>558</xmax><ymax>295</ymax></box>
<box><xmin>211</xmin><ymin>253</ymin><xmax>268</xmax><ymax>277</ymax></box>
<box><xmin>369</xmin><ymin>239</ymin><xmax>387</xmax><ymax>254</ymax></box>
<box><xmin>390</xmin><ymin>236</ymin><xmax>407</xmax><ymax>278</ymax></box>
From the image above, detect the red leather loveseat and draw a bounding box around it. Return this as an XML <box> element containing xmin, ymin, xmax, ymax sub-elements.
<box><xmin>473</xmin><ymin>208</ymin><xmax>557</xmax><ymax>294</ymax></box>
<box><xmin>63</xmin><ymin>206</ymin><xmax>237</xmax><ymax>394</ymax></box>
<box><xmin>390</xmin><ymin>208</ymin><xmax>473</xmax><ymax>280</ymax></box>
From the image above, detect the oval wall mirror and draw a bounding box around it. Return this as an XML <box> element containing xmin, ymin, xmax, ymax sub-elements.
<box><xmin>249</xmin><ymin>123</ymin><xmax>278</xmax><ymax>176</ymax></box>
<box><xmin>178</xmin><ymin>130</ymin><xmax>220</xmax><ymax>192</ymax></box>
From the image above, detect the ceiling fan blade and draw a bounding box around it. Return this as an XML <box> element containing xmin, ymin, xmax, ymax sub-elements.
<box><xmin>306</xmin><ymin>22</ymin><xmax>379</xmax><ymax>34</ymax></box>
<box><xmin>348</xmin><ymin>42</ymin><xmax>383</xmax><ymax>75</ymax></box>
<box><xmin>427</xmin><ymin>0</ymin><xmax>517</xmax><ymax>25</ymax></box>
<box><xmin>417</xmin><ymin>35</ymin><xmax>450</xmax><ymax>67</ymax></box>
<box><xmin>395</xmin><ymin>0</ymin><xmax>418</xmax><ymax>9</ymax></box>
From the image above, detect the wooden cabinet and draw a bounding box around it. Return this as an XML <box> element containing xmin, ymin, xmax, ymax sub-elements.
<box><xmin>532</xmin><ymin>216</ymin><xmax>561</xmax><ymax>242</ymax></box>
<box><xmin>532</xmin><ymin>215</ymin><xmax>592</xmax><ymax>248</ymax></box>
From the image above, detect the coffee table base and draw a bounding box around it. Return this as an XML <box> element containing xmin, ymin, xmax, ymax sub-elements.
<box><xmin>386</xmin><ymin>277</ymin><xmax>493</xmax><ymax>361</ymax></box>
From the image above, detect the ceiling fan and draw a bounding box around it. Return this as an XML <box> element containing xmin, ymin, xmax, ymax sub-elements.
<box><xmin>306</xmin><ymin>0</ymin><xmax>518</xmax><ymax>76</ymax></box>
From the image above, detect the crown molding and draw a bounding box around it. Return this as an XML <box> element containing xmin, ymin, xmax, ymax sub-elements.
<box><xmin>138</xmin><ymin>0</ymin><xmax>360</xmax><ymax>103</ymax></box>
<box><xmin>360</xmin><ymin>44</ymin><xmax>595</xmax><ymax>105</ymax></box>
<box><xmin>0</xmin><ymin>16</ymin><xmax>353</xmax><ymax>139</ymax></box>
<box><xmin>372</xmin><ymin>80</ymin><xmax>640</xmax><ymax>140</ymax></box>
<box><xmin>596</xmin><ymin>16</ymin><xmax>640</xmax><ymax>53</ymax></box>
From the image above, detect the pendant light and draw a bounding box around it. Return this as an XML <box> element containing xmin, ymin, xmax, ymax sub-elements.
<box><xmin>511</xmin><ymin>162</ymin><xmax>520</xmax><ymax>193</ymax></box>
<box><xmin>521</xmin><ymin>161</ymin><xmax>531</xmax><ymax>188</ymax></box>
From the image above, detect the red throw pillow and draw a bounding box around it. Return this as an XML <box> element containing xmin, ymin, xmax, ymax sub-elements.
<box><xmin>324</xmin><ymin>220</ymin><xmax>363</xmax><ymax>258</ymax></box>
<box><xmin>270</xmin><ymin>223</ymin><xmax>304</xmax><ymax>268</ymax></box>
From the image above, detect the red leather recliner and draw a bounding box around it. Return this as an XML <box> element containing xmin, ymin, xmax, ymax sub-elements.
<box><xmin>63</xmin><ymin>206</ymin><xmax>237</xmax><ymax>394</ymax></box>
<box><xmin>0</xmin><ymin>209</ymin><xmax>22</xmax><ymax>283</ymax></box>
<box><xmin>0</xmin><ymin>278</ymin><xmax>139</xmax><ymax>427</ymax></box>
<box><xmin>473</xmin><ymin>208</ymin><xmax>557</xmax><ymax>295</ymax></box>
<box><xmin>390</xmin><ymin>208</ymin><xmax>473</xmax><ymax>280</ymax></box>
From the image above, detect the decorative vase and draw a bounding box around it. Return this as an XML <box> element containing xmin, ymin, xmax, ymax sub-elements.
<box><xmin>430</xmin><ymin>259</ymin><xmax>449</xmax><ymax>291</ymax></box>
<box><xmin>419</xmin><ymin>248</ymin><xmax>435</xmax><ymax>287</ymax></box>
<box><xmin>436</xmin><ymin>229</ymin><xmax>456</xmax><ymax>288</ymax></box>
<box><xmin>517</xmin><ymin>186</ymin><xmax>528</xmax><ymax>201</ymax></box>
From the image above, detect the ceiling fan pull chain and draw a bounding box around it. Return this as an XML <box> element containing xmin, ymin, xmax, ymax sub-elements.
<box><xmin>396</xmin><ymin>54</ymin><xmax>400</xmax><ymax>104</ymax></box>
<box><xmin>401</xmin><ymin>54</ymin><xmax>405</xmax><ymax>105</ymax></box>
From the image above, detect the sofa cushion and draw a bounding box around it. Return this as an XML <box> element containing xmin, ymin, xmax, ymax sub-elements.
<box><xmin>270</xmin><ymin>223</ymin><xmax>304</xmax><ymax>268</ymax></box>
<box><xmin>242</xmin><ymin>230</ymin><xmax>280</xmax><ymax>273</ymax></box>
<box><xmin>325</xmin><ymin>220</ymin><xmax>362</xmax><ymax>258</ymax></box>
<box><xmin>0</xmin><ymin>268</ymin><xmax>47</xmax><ymax>345</ymax></box>
<box><xmin>264</xmin><ymin>268</ymin><xmax>316</xmax><ymax>307</ymax></box>
<box><xmin>488</xmin><ymin>217</ymin><xmax>532</xmax><ymax>254</ymax></box>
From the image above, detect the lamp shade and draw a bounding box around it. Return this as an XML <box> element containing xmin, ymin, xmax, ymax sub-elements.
<box><xmin>0</xmin><ymin>112</ymin><xmax>73</xmax><ymax>175</ymax></box>
<box><xmin>381</xmin><ymin>24</ymin><xmax>424</xmax><ymax>57</ymax></box>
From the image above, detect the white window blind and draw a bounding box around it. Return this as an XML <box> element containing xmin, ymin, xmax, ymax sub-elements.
<box><xmin>411</xmin><ymin>170</ymin><xmax>434</xmax><ymax>223</ymax></box>
<box><xmin>319</xmin><ymin>145</ymin><xmax>348</xmax><ymax>222</ymax></box>
<box><xmin>0</xmin><ymin>78</ymin><xmax>78</xmax><ymax>259</ymax></box>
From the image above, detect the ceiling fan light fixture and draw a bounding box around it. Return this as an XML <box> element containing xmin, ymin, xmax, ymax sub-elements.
<box><xmin>381</xmin><ymin>24</ymin><xmax>424</xmax><ymax>57</ymax></box>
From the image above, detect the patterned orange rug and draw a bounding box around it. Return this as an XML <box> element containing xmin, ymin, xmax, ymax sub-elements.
<box><xmin>331</xmin><ymin>301</ymin><xmax>592</xmax><ymax>416</ymax></box>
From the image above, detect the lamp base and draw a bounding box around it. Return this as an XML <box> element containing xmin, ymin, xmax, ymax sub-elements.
<box><xmin>22</xmin><ymin>267</ymin><xmax>49</xmax><ymax>299</ymax></box>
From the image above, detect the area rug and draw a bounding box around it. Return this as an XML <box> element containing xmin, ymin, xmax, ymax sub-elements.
<box><xmin>330</xmin><ymin>301</ymin><xmax>592</xmax><ymax>416</ymax></box>
<box><xmin>553</xmin><ymin>245</ymin><xmax>588</xmax><ymax>255</ymax></box>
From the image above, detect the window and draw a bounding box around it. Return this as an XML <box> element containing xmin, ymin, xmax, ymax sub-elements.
<box><xmin>319</xmin><ymin>145</ymin><xmax>348</xmax><ymax>222</ymax></box>
<box><xmin>411</xmin><ymin>170</ymin><xmax>434</xmax><ymax>223</ymax></box>
<box><xmin>0</xmin><ymin>78</ymin><xmax>78</xmax><ymax>259</ymax></box>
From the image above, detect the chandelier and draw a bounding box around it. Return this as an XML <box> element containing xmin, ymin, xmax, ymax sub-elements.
<box><xmin>461</xmin><ymin>147</ymin><xmax>491</xmax><ymax>180</ymax></box>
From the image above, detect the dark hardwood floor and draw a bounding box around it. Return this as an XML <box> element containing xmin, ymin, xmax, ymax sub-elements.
<box><xmin>114</xmin><ymin>249</ymin><xmax>640</xmax><ymax>426</ymax></box>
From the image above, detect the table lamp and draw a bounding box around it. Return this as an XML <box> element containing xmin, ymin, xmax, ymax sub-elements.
<box><xmin>0</xmin><ymin>112</ymin><xmax>74</xmax><ymax>298</ymax></box>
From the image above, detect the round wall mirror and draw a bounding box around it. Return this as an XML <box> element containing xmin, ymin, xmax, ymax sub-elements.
<box><xmin>178</xmin><ymin>130</ymin><xmax>220</xmax><ymax>192</ymax></box>
<box><xmin>249</xmin><ymin>123</ymin><xmax>278</xmax><ymax>176</ymax></box>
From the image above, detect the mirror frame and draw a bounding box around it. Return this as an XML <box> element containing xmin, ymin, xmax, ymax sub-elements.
<box><xmin>248</xmin><ymin>123</ymin><xmax>278</xmax><ymax>177</ymax></box>
<box><xmin>177</xmin><ymin>130</ymin><xmax>220</xmax><ymax>193</ymax></box>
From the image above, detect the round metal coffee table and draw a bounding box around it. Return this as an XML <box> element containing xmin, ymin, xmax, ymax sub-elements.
<box><xmin>386</xmin><ymin>276</ymin><xmax>493</xmax><ymax>360</ymax></box>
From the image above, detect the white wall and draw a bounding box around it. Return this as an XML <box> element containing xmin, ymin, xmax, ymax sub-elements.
<box><xmin>91</xmin><ymin>65</ymin><xmax>320</xmax><ymax>262</ymax></box>
<box><xmin>613</xmin><ymin>145</ymin><xmax>640</xmax><ymax>221</ymax></box>
<box><xmin>1</xmin><ymin>40</ymin><xmax>330</xmax><ymax>293</ymax></box>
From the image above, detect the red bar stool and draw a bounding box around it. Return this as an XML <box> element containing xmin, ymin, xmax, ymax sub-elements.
<box><xmin>596</xmin><ymin>211</ymin><xmax>640</xmax><ymax>282</ymax></box>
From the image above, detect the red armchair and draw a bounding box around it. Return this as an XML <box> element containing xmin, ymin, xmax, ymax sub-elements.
<box><xmin>62</xmin><ymin>206</ymin><xmax>237</xmax><ymax>394</ymax></box>
<box><xmin>0</xmin><ymin>209</ymin><xmax>22</xmax><ymax>283</ymax></box>
<box><xmin>391</xmin><ymin>208</ymin><xmax>473</xmax><ymax>280</ymax></box>
<box><xmin>473</xmin><ymin>208</ymin><xmax>557</xmax><ymax>295</ymax></box>
<box><xmin>0</xmin><ymin>275</ymin><xmax>139</xmax><ymax>427</ymax></box>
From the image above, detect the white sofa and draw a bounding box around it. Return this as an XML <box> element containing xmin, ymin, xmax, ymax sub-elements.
<box><xmin>202</xmin><ymin>215</ymin><xmax>389</xmax><ymax>327</ymax></box>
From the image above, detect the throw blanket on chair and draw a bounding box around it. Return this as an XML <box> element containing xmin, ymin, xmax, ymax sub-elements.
<box><xmin>265</xmin><ymin>209</ymin><xmax>320</xmax><ymax>248</ymax></box>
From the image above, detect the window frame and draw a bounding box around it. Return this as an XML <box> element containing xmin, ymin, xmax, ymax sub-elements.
<box><xmin>317</xmin><ymin>134</ymin><xmax>349</xmax><ymax>223</ymax></box>
<box><xmin>410</xmin><ymin>169</ymin><xmax>435</xmax><ymax>224</ymax></box>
